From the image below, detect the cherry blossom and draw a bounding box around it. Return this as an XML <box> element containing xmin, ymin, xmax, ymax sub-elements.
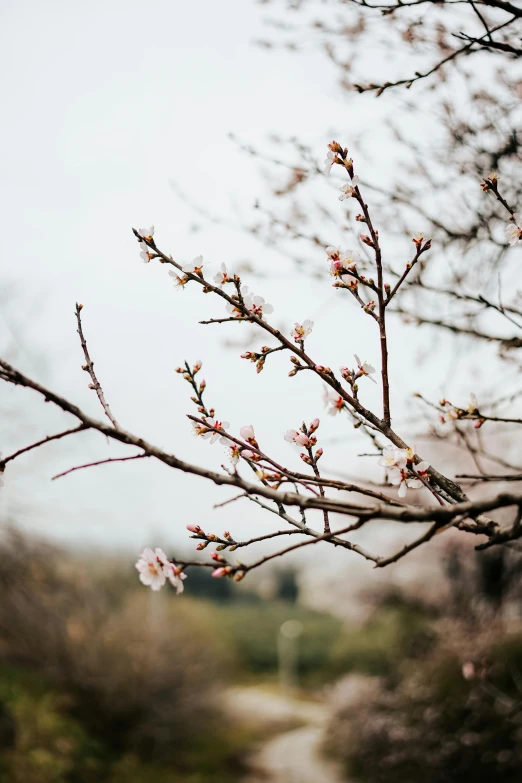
<box><xmin>354</xmin><ymin>354</ymin><xmax>377</xmax><ymax>383</ymax></box>
<box><xmin>213</xmin><ymin>262</ymin><xmax>230</xmax><ymax>287</ymax></box>
<box><xmin>291</xmin><ymin>320</ymin><xmax>314</xmax><ymax>342</ymax></box>
<box><xmin>324</xmin><ymin>150</ymin><xmax>336</xmax><ymax>176</ymax></box>
<box><xmin>186</xmin><ymin>524</ymin><xmax>202</xmax><ymax>534</ymax></box>
<box><xmin>138</xmin><ymin>226</ymin><xmax>155</xmax><ymax>241</ymax></box>
<box><xmin>226</xmin><ymin>286</ymin><xmax>274</xmax><ymax>318</ymax></box>
<box><xmin>164</xmin><ymin>563</ymin><xmax>187</xmax><ymax>594</ymax></box>
<box><xmin>199</xmin><ymin>417</ymin><xmax>230</xmax><ymax>444</ymax></box>
<box><xmin>388</xmin><ymin>460</ymin><xmax>430</xmax><ymax>498</ymax></box>
<box><xmin>284</xmin><ymin>429</ymin><xmax>311</xmax><ymax>447</ymax></box>
<box><xmin>240</xmin><ymin>424</ymin><xmax>258</xmax><ymax>448</ymax></box>
<box><xmin>168</xmin><ymin>269</ymin><xmax>187</xmax><ymax>288</ymax></box>
<box><xmin>378</xmin><ymin>445</ymin><xmax>407</xmax><ymax>469</ymax></box>
<box><xmin>244</xmin><ymin>293</ymin><xmax>274</xmax><ymax>317</ymax></box>
<box><xmin>139</xmin><ymin>241</ymin><xmax>153</xmax><ymax>263</ymax></box>
<box><xmin>338</xmin><ymin>177</ymin><xmax>360</xmax><ymax>200</ymax></box>
<box><xmin>135</xmin><ymin>547</ymin><xmax>168</xmax><ymax>591</ymax></box>
<box><xmin>182</xmin><ymin>255</ymin><xmax>205</xmax><ymax>275</ymax></box>
<box><xmin>212</xmin><ymin>566</ymin><xmax>230</xmax><ymax>578</ymax></box>
<box><xmin>506</xmin><ymin>214</ymin><xmax>522</xmax><ymax>246</ymax></box>
<box><xmin>323</xmin><ymin>387</ymin><xmax>345</xmax><ymax>415</ymax></box>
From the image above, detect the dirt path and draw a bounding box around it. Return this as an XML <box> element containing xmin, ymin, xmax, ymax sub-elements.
<box><xmin>225</xmin><ymin>686</ymin><xmax>345</xmax><ymax>783</ymax></box>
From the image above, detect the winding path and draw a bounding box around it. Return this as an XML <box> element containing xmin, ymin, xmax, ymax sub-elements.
<box><xmin>225</xmin><ymin>686</ymin><xmax>345</xmax><ymax>783</ymax></box>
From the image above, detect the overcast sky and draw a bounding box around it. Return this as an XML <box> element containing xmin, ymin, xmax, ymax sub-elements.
<box><xmin>0</xmin><ymin>0</ymin><xmax>514</xmax><ymax>577</ymax></box>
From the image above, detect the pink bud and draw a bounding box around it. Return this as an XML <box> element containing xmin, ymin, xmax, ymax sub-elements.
<box><xmin>212</xmin><ymin>567</ymin><xmax>228</xmax><ymax>578</ymax></box>
<box><xmin>210</xmin><ymin>552</ymin><xmax>225</xmax><ymax>562</ymax></box>
<box><xmin>315</xmin><ymin>448</ymin><xmax>324</xmax><ymax>460</ymax></box>
<box><xmin>309</xmin><ymin>418</ymin><xmax>320</xmax><ymax>432</ymax></box>
<box><xmin>186</xmin><ymin>524</ymin><xmax>202</xmax><ymax>534</ymax></box>
<box><xmin>359</xmin><ymin>234</ymin><xmax>373</xmax><ymax>247</ymax></box>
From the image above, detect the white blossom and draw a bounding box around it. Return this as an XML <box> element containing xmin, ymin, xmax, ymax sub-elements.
<box><xmin>324</xmin><ymin>150</ymin><xmax>336</xmax><ymax>176</ymax></box>
<box><xmin>388</xmin><ymin>460</ymin><xmax>430</xmax><ymax>498</ymax></box>
<box><xmin>240</xmin><ymin>424</ymin><xmax>256</xmax><ymax>443</ymax></box>
<box><xmin>506</xmin><ymin>214</ymin><xmax>522</xmax><ymax>246</ymax></box>
<box><xmin>182</xmin><ymin>255</ymin><xmax>205</xmax><ymax>275</ymax></box>
<box><xmin>378</xmin><ymin>445</ymin><xmax>407</xmax><ymax>469</ymax></box>
<box><xmin>138</xmin><ymin>226</ymin><xmax>155</xmax><ymax>241</ymax></box>
<box><xmin>135</xmin><ymin>547</ymin><xmax>168</xmax><ymax>591</ymax></box>
<box><xmin>291</xmin><ymin>320</ymin><xmax>314</xmax><ymax>342</ymax></box>
<box><xmin>226</xmin><ymin>286</ymin><xmax>273</xmax><ymax>318</ymax></box>
<box><xmin>338</xmin><ymin>177</ymin><xmax>360</xmax><ymax>200</ymax></box>
<box><xmin>197</xmin><ymin>417</ymin><xmax>230</xmax><ymax>444</ymax></box>
<box><xmin>213</xmin><ymin>262</ymin><xmax>230</xmax><ymax>287</ymax></box>
<box><xmin>139</xmin><ymin>241</ymin><xmax>153</xmax><ymax>263</ymax></box>
<box><xmin>354</xmin><ymin>353</ymin><xmax>377</xmax><ymax>383</ymax></box>
<box><xmin>323</xmin><ymin>387</ymin><xmax>345</xmax><ymax>415</ymax></box>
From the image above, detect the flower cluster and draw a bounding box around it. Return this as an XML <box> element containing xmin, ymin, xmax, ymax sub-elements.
<box><xmin>284</xmin><ymin>419</ymin><xmax>322</xmax><ymax>464</ymax></box>
<box><xmin>226</xmin><ymin>286</ymin><xmax>274</xmax><ymax>318</ymax></box>
<box><xmin>439</xmin><ymin>395</ymin><xmax>483</xmax><ymax>427</ymax></box>
<box><xmin>326</xmin><ymin>246</ymin><xmax>361</xmax><ymax>284</ymax></box>
<box><xmin>135</xmin><ymin>547</ymin><xmax>187</xmax><ymax>593</ymax></box>
<box><xmin>192</xmin><ymin>417</ymin><xmax>230</xmax><ymax>443</ymax></box>
<box><xmin>379</xmin><ymin>445</ymin><xmax>429</xmax><ymax>498</ymax></box>
<box><xmin>323</xmin><ymin>140</ymin><xmax>351</xmax><ymax>176</ymax></box>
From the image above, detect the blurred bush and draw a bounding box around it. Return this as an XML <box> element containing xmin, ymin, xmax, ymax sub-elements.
<box><xmin>325</xmin><ymin>554</ymin><xmax>522</xmax><ymax>783</ymax></box>
<box><xmin>0</xmin><ymin>530</ymin><xmax>249</xmax><ymax>782</ymax></box>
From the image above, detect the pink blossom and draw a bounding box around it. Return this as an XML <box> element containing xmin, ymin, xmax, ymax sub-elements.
<box><xmin>284</xmin><ymin>429</ymin><xmax>311</xmax><ymax>447</ymax></box>
<box><xmin>309</xmin><ymin>418</ymin><xmax>320</xmax><ymax>432</ymax></box>
<box><xmin>186</xmin><ymin>524</ymin><xmax>202</xmax><ymax>534</ymax></box>
<box><xmin>462</xmin><ymin>662</ymin><xmax>475</xmax><ymax>681</ymax></box>
<box><xmin>212</xmin><ymin>567</ymin><xmax>229</xmax><ymax>578</ymax></box>
<box><xmin>164</xmin><ymin>563</ymin><xmax>187</xmax><ymax>594</ymax></box>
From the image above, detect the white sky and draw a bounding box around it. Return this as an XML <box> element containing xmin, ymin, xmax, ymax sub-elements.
<box><xmin>0</xmin><ymin>0</ymin><xmax>517</xmax><ymax>571</ymax></box>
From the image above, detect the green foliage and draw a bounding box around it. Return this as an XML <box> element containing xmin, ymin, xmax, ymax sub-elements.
<box><xmin>189</xmin><ymin>598</ymin><xmax>344</xmax><ymax>684</ymax></box>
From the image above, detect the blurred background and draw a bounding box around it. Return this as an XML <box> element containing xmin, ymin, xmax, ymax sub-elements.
<box><xmin>2</xmin><ymin>0</ymin><xmax>522</xmax><ymax>780</ymax></box>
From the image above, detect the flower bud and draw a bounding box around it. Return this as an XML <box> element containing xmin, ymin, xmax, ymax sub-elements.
<box><xmin>315</xmin><ymin>447</ymin><xmax>324</xmax><ymax>460</ymax></box>
<box><xmin>212</xmin><ymin>567</ymin><xmax>228</xmax><ymax>578</ymax></box>
<box><xmin>186</xmin><ymin>524</ymin><xmax>202</xmax><ymax>534</ymax></box>
<box><xmin>234</xmin><ymin>570</ymin><xmax>246</xmax><ymax>582</ymax></box>
<box><xmin>300</xmin><ymin>453</ymin><xmax>312</xmax><ymax>465</ymax></box>
<box><xmin>196</xmin><ymin>541</ymin><xmax>208</xmax><ymax>550</ymax></box>
<box><xmin>210</xmin><ymin>551</ymin><xmax>225</xmax><ymax>562</ymax></box>
<box><xmin>360</xmin><ymin>234</ymin><xmax>374</xmax><ymax>247</ymax></box>
<box><xmin>309</xmin><ymin>418</ymin><xmax>320</xmax><ymax>432</ymax></box>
